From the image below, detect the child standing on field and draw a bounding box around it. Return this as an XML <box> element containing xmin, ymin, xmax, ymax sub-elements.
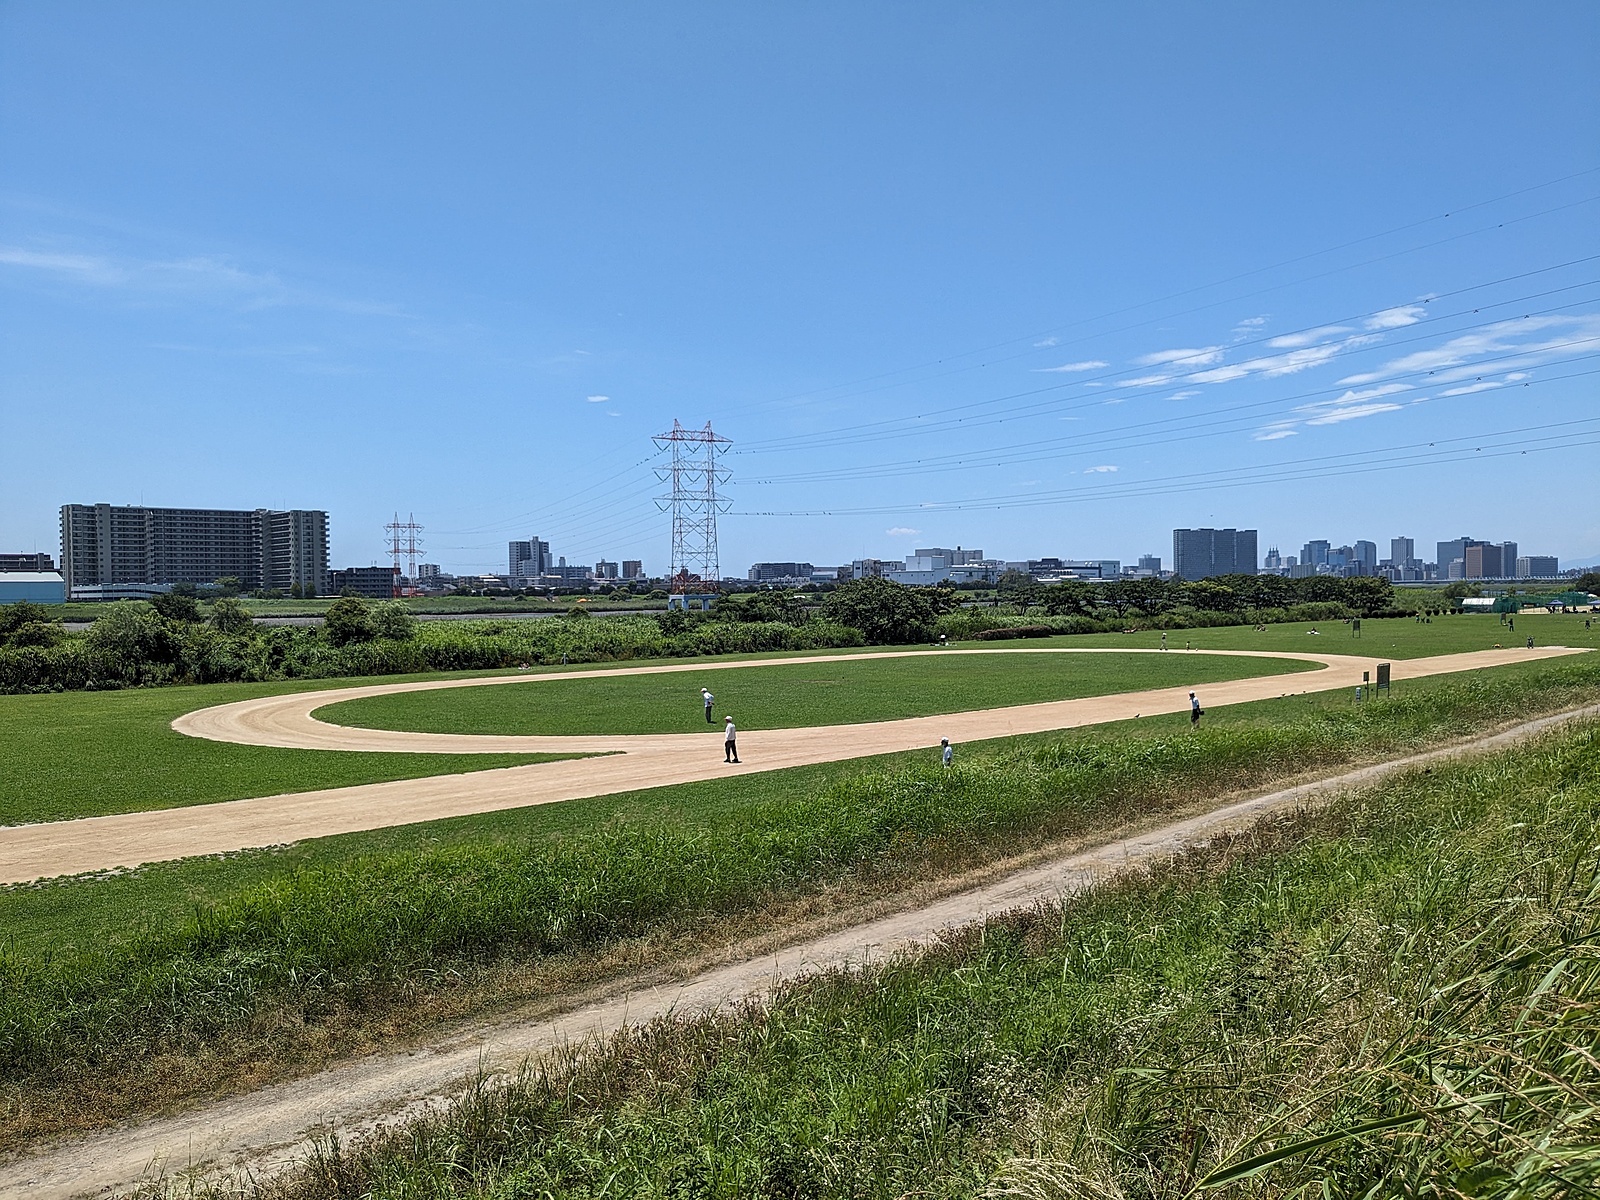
<box><xmin>701</xmin><ymin>687</ymin><xmax>715</xmax><ymax>723</ymax></box>
<box><xmin>940</xmin><ymin>737</ymin><xmax>953</xmax><ymax>767</ymax></box>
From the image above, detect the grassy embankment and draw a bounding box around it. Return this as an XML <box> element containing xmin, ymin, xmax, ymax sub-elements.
<box><xmin>0</xmin><ymin>650</ymin><xmax>1310</xmax><ymax>825</ymax></box>
<box><xmin>318</xmin><ymin>649</ymin><xmax>1315</xmax><ymax>736</ymax></box>
<box><xmin>1</xmin><ymin>652</ymin><xmax>1596</xmax><ymax>1152</ymax></box>
<box><xmin>236</xmin><ymin>715</ymin><xmax>1600</xmax><ymax>1199</ymax></box>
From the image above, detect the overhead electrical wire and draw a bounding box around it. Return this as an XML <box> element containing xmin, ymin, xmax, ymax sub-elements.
<box><xmin>736</xmin><ymin>253</ymin><xmax>1600</xmax><ymax>455</ymax></box>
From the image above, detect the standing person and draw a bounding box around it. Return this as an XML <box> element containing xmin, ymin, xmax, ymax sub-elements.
<box><xmin>940</xmin><ymin>737</ymin><xmax>953</xmax><ymax>768</ymax></box>
<box><xmin>1189</xmin><ymin>691</ymin><xmax>1202</xmax><ymax>729</ymax></box>
<box><xmin>724</xmin><ymin>715</ymin><xmax>740</xmax><ymax>763</ymax></box>
<box><xmin>1160</xmin><ymin>632</ymin><xmax>1167</xmax><ymax>651</ymax></box>
<box><xmin>1527</xmin><ymin>635</ymin><xmax>1535</xmax><ymax>649</ymax></box>
<box><xmin>701</xmin><ymin>687</ymin><xmax>715</xmax><ymax>723</ymax></box>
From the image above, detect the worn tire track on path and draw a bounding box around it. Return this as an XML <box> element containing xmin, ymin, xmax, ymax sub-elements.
<box><xmin>6</xmin><ymin>698</ymin><xmax>1598</xmax><ymax>1200</ymax></box>
<box><xmin>0</xmin><ymin>646</ymin><xmax>1581</xmax><ymax>885</ymax></box>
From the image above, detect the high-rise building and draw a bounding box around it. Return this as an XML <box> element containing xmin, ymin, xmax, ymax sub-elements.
<box><xmin>621</xmin><ymin>560</ymin><xmax>644</xmax><ymax>580</ymax></box>
<box><xmin>595</xmin><ymin>560</ymin><xmax>619</xmax><ymax>580</ymax></box>
<box><xmin>1463</xmin><ymin>541</ymin><xmax>1519</xmax><ymax>579</ymax></box>
<box><xmin>1263</xmin><ymin>546</ymin><xmax>1282</xmax><ymax>571</ymax></box>
<box><xmin>509</xmin><ymin>537</ymin><xmax>551</xmax><ymax>580</ymax></box>
<box><xmin>1389</xmin><ymin>536</ymin><xmax>1415</xmax><ymax>566</ymax></box>
<box><xmin>1172</xmin><ymin>528</ymin><xmax>1257</xmax><ymax>581</ymax></box>
<box><xmin>59</xmin><ymin>504</ymin><xmax>329</xmax><ymax>597</ymax></box>
<box><xmin>1352</xmin><ymin>540</ymin><xmax>1378</xmax><ymax>571</ymax></box>
<box><xmin>1301</xmin><ymin>539</ymin><xmax>1331</xmax><ymax>568</ymax></box>
<box><xmin>1516</xmin><ymin>556</ymin><xmax>1559</xmax><ymax>578</ymax></box>
<box><xmin>1138</xmin><ymin>553</ymin><xmax>1162</xmax><ymax>574</ymax></box>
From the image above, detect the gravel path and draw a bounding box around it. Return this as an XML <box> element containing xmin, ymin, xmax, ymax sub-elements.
<box><xmin>0</xmin><ymin>646</ymin><xmax>1581</xmax><ymax>886</ymax></box>
<box><xmin>5</xmin><ymin>698</ymin><xmax>1596</xmax><ymax>1200</ymax></box>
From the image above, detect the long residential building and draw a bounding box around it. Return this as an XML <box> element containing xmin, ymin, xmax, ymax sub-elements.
<box><xmin>1172</xmin><ymin>527</ymin><xmax>1258</xmax><ymax>581</ymax></box>
<box><xmin>59</xmin><ymin>503</ymin><xmax>329</xmax><ymax>597</ymax></box>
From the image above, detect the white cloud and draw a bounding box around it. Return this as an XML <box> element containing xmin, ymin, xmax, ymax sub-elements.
<box><xmin>1267</xmin><ymin>325</ymin><xmax>1353</xmax><ymax>349</ymax></box>
<box><xmin>1254</xmin><ymin>428</ymin><xmax>1297</xmax><ymax>441</ymax></box>
<box><xmin>1327</xmin><ymin>383</ymin><xmax>1414</xmax><ymax>404</ymax></box>
<box><xmin>0</xmin><ymin>246</ymin><xmax>124</xmax><ymax>283</ymax></box>
<box><xmin>1033</xmin><ymin>337</ymin><xmax>1059</xmax><ymax>348</ymax></box>
<box><xmin>1336</xmin><ymin>314</ymin><xmax>1600</xmax><ymax>386</ymax></box>
<box><xmin>1083</xmin><ymin>464</ymin><xmax>1119</xmax><ymax>474</ymax></box>
<box><xmin>1167</xmin><ymin>389</ymin><xmax>1201</xmax><ymax>400</ymax></box>
<box><xmin>1034</xmin><ymin>360</ymin><xmax>1108</xmax><ymax>373</ymax></box>
<box><xmin>1136</xmin><ymin>346</ymin><xmax>1224</xmax><ymax>367</ymax></box>
<box><xmin>1365</xmin><ymin>305</ymin><xmax>1428</xmax><ymax>330</ymax></box>
<box><xmin>886</xmin><ymin>526</ymin><xmax>920</xmax><ymax>536</ymax></box>
<box><xmin>1187</xmin><ymin>364</ymin><xmax>1253</xmax><ymax>384</ymax></box>
<box><xmin>1121</xmin><ymin>374</ymin><xmax>1173</xmax><ymax>388</ymax></box>
<box><xmin>1438</xmin><ymin>381</ymin><xmax>1503</xmax><ymax>397</ymax></box>
<box><xmin>1304</xmin><ymin>402</ymin><xmax>1405</xmax><ymax>425</ymax></box>
<box><xmin>585</xmin><ymin>394</ymin><xmax>609</xmax><ymax>403</ymax></box>
<box><xmin>1504</xmin><ymin>372</ymin><xmax>1529</xmax><ymax>381</ymax></box>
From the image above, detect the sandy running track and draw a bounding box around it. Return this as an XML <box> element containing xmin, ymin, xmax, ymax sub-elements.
<box><xmin>5</xmin><ymin>700</ymin><xmax>1598</xmax><ymax>1200</ymax></box>
<box><xmin>0</xmin><ymin>646</ymin><xmax>1582</xmax><ymax>885</ymax></box>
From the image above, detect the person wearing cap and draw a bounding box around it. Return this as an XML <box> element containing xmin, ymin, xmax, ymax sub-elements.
<box><xmin>701</xmin><ymin>687</ymin><xmax>715</xmax><ymax>723</ymax></box>
<box><xmin>724</xmin><ymin>715</ymin><xmax>739</xmax><ymax>763</ymax></box>
<box><xmin>940</xmin><ymin>738</ymin><xmax>953</xmax><ymax>768</ymax></box>
<box><xmin>1189</xmin><ymin>691</ymin><xmax>1202</xmax><ymax>729</ymax></box>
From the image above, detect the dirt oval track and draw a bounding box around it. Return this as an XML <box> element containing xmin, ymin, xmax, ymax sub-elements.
<box><xmin>0</xmin><ymin>645</ymin><xmax>1582</xmax><ymax>885</ymax></box>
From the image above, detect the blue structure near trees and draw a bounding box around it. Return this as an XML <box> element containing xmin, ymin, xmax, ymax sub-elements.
<box><xmin>0</xmin><ymin>572</ymin><xmax>67</xmax><ymax>604</ymax></box>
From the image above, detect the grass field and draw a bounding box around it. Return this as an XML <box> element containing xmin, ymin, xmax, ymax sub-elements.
<box><xmin>249</xmin><ymin>716</ymin><xmax>1599</xmax><ymax>1199</ymax></box>
<box><xmin>2</xmin><ymin>652</ymin><xmax>1597</xmax><ymax>1153</ymax></box>
<box><xmin>0</xmin><ymin>674</ymin><xmax>574</xmax><ymax>826</ymax></box>
<box><xmin>1059</xmin><ymin>609</ymin><xmax>1600</xmax><ymax>658</ymax></box>
<box><xmin>317</xmin><ymin>650</ymin><xmax>1317</xmax><ymax>736</ymax></box>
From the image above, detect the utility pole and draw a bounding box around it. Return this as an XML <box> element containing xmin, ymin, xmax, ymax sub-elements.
<box><xmin>383</xmin><ymin>512</ymin><xmax>424</xmax><ymax>598</ymax></box>
<box><xmin>653</xmin><ymin>421</ymin><xmax>731</xmax><ymax>593</ymax></box>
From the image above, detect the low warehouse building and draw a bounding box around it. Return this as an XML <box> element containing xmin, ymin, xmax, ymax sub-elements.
<box><xmin>0</xmin><ymin>571</ymin><xmax>66</xmax><ymax>605</ymax></box>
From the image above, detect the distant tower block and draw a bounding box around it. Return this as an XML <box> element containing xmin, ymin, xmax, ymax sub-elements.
<box><xmin>653</xmin><ymin>421</ymin><xmax>731</xmax><ymax>593</ymax></box>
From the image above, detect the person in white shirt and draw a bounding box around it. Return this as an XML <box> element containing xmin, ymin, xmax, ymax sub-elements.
<box><xmin>724</xmin><ymin>715</ymin><xmax>739</xmax><ymax>763</ymax></box>
<box><xmin>701</xmin><ymin>687</ymin><xmax>715</xmax><ymax>723</ymax></box>
<box><xmin>1189</xmin><ymin>691</ymin><xmax>1202</xmax><ymax>729</ymax></box>
<box><xmin>940</xmin><ymin>738</ymin><xmax>953</xmax><ymax>768</ymax></box>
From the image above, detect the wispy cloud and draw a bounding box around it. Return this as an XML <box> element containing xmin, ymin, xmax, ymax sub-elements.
<box><xmin>1336</xmin><ymin>314</ymin><xmax>1600</xmax><ymax>386</ymax></box>
<box><xmin>1034</xmin><ymin>359</ymin><xmax>1108</xmax><ymax>373</ymax></box>
<box><xmin>1267</xmin><ymin>325</ymin><xmax>1353</xmax><ymax>349</ymax></box>
<box><xmin>585</xmin><ymin>394</ymin><xmax>609</xmax><ymax>403</ymax></box>
<box><xmin>1033</xmin><ymin>336</ymin><xmax>1059</xmax><ymax>348</ymax></box>
<box><xmin>1167</xmin><ymin>389</ymin><xmax>1201</xmax><ymax>401</ymax></box>
<box><xmin>886</xmin><ymin>526</ymin><xmax>920</xmax><ymax>536</ymax></box>
<box><xmin>1136</xmin><ymin>346</ymin><xmax>1224</xmax><ymax>367</ymax></box>
<box><xmin>1083</xmin><ymin>464</ymin><xmax>1119</xmax><ymax>474</ymax></box>
<box><xmin>1254</xmin><ymin>427</ymin><xmax>1297</xmax><ymax>441</ymax></box>
<box><xmin>1304</xmin><ymin>402</ymin><xmax>1406</xmax><ymax>425</ymax></box>
<box><xmin>1365</xmin><ymin>305</ymin><xmax>1427</xmax><ymax>330</ymax></box>
<box><xmin>0</xmin><ymin>239</ymin><xmax>413</xmax><ymax>319</ymax></box>
<box><xmin>1121</xmin><ymin>374</ymin><xmax>1173</xmax><ymax>388</ymax></box>
<box><xmin>1438</xmin><ymin>381</ymin><xmax>1503</xmax><ymax>397</ymax></box>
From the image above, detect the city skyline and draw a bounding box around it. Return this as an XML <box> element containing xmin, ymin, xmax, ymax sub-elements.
<box><xmin>3</xmin><ymin>6</ymin><xmax>1598</xmax><ymax>573</ymax></box>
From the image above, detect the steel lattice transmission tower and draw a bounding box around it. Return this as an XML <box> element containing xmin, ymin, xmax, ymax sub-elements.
<box><xmin>383</xmin><ymin>512</ymin><xmax>425</xmax><ymax>597</ymax></box>
<box><xmin>653</xmin><ymin>421</ymin><xmax>732</xmax><ymax>593</ymax></box>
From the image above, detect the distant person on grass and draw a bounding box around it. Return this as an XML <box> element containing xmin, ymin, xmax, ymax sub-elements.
<box><xmin>724</xmin><ymin>715</ymin><xmax>740</xmax><ymax>763</ymax></box>
<box><xmin>1190</xmin><ymin>691</ymin><xmax>1203</xmax><ymax>729</ymax></box>
<box><xmin>701</xmin><ymin>687</ymin><xmax>715</xmax><ymax>723</ymax></box>
<box><xmin>941</xmin><ymin>737</ymin><xmax>953</xmax><ymax>768</ymax></box>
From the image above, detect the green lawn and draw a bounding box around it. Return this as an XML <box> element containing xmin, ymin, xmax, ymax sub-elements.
<box><xmin>0</xmin><ymin>675</ymin><xmax>574</xmax><ymax>826</ymax></box>
<box><xmin>1038</xmin><ymin>610</ymin><xmax>1600</xmax><ymax>658</ymax></box>
<box><xmin>3</xmin><ymin>653</ymin><xmax>1594</xmax><ymax>968</ymax></box>
<box><xmin>317</xmin><ymin>650</ymin><xmax>1317</xmax><ymax>736</ymax></box>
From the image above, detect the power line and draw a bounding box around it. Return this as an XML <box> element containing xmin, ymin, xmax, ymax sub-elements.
<box><xmin>736</xmin><ymin>254</ymin><xmax>1600</xmax><ymax>455</ymax></box>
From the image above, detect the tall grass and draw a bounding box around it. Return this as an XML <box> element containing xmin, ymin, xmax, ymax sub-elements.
<box><xmin>4</xmin><ymin>660</ymin><xmax>1597</xmax><ymax>1094</ymax></box>
<box><xmin>212</xmin><ymin>721</ymin><xmax>1600</xmax><ymax>1200</ymax></box>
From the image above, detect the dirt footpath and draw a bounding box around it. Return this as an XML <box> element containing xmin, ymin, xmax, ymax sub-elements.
<box><xmin>1</xmin><ymin>646</ymin><xmax>1580</xmax><ymax>885</ymax></box>
<box><xmin>4</xmin><ymin>701</ymin><xmax>1596</xmax><ymax>1200</ymax></box>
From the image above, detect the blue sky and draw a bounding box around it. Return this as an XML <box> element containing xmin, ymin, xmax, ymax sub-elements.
<box><xmin>3</xmin><ymin>3</ymin><xmax>1598</xmax><ymax>576</ymax></box>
